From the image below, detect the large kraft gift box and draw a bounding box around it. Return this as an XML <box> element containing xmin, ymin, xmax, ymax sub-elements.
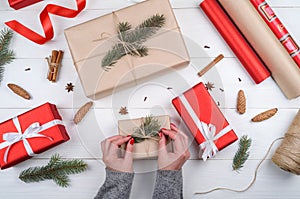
<box><xmin>118</xmin><ymin>115</ymin><xmax>172</xmax><ymax>159</ymax></box>
<box><xmin>64</xmin><ymin>0</ymin><xmax>190</xmax><ymax>100</ymax></box>
<box><xmin>0</xmin><ymin>103</ymin><xmax>69</xmax><ymax>169</ymax></box>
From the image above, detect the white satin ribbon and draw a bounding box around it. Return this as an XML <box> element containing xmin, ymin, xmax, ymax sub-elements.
<box><xmin>0</xmin><ymin>117</ymin><xmax>64</xmax><ymax>163</ymax></box>
<box><xmin>179</xmin><ymin>94</ymin><xmax>232</xmax><ymax>161</ymax></box>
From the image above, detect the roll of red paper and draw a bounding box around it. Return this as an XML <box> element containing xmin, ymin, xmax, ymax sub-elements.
<box><xmin>200</xmin><ymin>0</ymin><xmax>270</xmax><ymax>84</ymax></box>
<box><xmin>250</xmin><ymin>0</ymin><xmax>300</xmax><ymax>68</ymax></box>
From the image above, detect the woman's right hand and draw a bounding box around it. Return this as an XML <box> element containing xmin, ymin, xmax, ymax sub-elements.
<box><xmin>158</xmin><ymin>123</ymin><xmax>190</xmax><ymax>170</ymax></box>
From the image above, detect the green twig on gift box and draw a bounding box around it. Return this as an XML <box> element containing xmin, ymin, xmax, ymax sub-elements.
<box><xmin>232</xmin><ymin>135</ymin><xmax>252</xmax><ymax>171</ymax></box>
<box><xmin>132</xmin><ymin>115</ymin><xmax>161</xmax><ymax>143</ymax></box>
<box><xmin>19</xmin><ymin>154</ymin><xmax>88</xmax><ymax>188</ymax></box>
<box><xmin>101</xmin><ymin>14</ymin><xmax>166</xmax><ymax>69</ymax></box>
<box><xmin>0</xmin><ymin>28</ymin><xmax>15</xmax><ymax>83</ymax></box>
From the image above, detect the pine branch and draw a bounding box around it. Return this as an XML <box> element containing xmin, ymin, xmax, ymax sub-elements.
<box><xmin>232</xmin><ymin>135</ymin><xmax>252</xmax><ymax>171</ymax></box>
<box><xmin>0</xmin><ymin>28</ymin><xmax>15</xmax><ymax>83</ymax></box>
<box><xmin>101</xmin><ymin>14</ymin><xmax>166</xmax><ymax>68</ymax></box>
<box><xmin>0</xmin><ymin>28</ymin><xmax>13</xmax><ymax>52</ymax></box>
<box><xmin>19</xmin><ymin>154</ymin><xmax>88</xmax><ymax>188</ymax></box>
<box><xmin>132</xmin><ymin>115</ymin><xmax>161</xmax><ymax>143</ymax></box>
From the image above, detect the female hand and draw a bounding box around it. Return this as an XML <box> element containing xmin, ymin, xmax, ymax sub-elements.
<box><xmin>158</xmin><ymin>123</ymin><xmax>190</xmax><ymax>170</ymax></box>
<box><xmin>101</xmin><ymin>135</ymin><xmax>135</xmax><ymax>173</ymax></box>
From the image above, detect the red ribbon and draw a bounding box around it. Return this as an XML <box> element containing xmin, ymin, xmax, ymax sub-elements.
<box><xmin>5</xmin><ymin>0</ymin><xmax>86</xmax><ymax>45</ymax></box>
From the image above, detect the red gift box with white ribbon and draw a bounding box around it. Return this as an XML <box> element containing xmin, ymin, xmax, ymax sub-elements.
<box><xmin>0</xmin><ymin>102</ymin><xmax>69</xmax><ymax>169</ymax></box>
<box><xmin>172</xmin><ymin>82</ymin><xmax>238</xmax><ymax>161</ymax></box>
<box><xmin>8</xmin><ymin>0</ymin><xmax>42</xmax><ymax>10</ymax></box>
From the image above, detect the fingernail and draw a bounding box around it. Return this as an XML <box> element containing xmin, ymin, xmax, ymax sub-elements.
<box><xmin>160</xmin><ymin>128</ymin><xmax>167</xmax><ymax>132</ymax></box>
<box><xmin>130</xmin><ymin>138</ymin><xmax>135</xmax><ymax>145</ymax></box>
<box><xmin>159</xmin><ymin>132</ymin><xmax>163</xmax><ymax>138</ymax></box>
<box><xmin>171</xmin><ymin>123</ymin><xmax>177</xmax><ymax>127</ymax></box>
<box><xmin>126</xmin><ymin>135</ymin><xmax>131</xmax><ymax>138</ymax></box>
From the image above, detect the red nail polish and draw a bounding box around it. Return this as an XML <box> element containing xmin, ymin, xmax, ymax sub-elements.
<box><xmin>127</xmin><ymin>135</ymin><xmax>131</xmax><ymax>138</ymax></box>
<box><xmin>171</xmin><ymin>123</ymin><xmax>177</xmax><ymax>127</ymax></box>
<box><xmin>161</xmin><ymin>128</ymin><xmax>167</xmax><ymax>131</ymax></box>
<box><xmin>130</xmin><ymin>138</ymin><xmax>135</xmax><ymax>145</ymax></box>
<box><xmin>159</xmin><ymin>132</ymin><xmax>162</xmax><ymax>138</ymax></box>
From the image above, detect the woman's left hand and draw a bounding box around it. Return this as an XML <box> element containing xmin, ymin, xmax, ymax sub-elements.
<box><xmin>101</xmin><ymin>135</ymin><xmax>135</xmax><ymax>173</ymax></box>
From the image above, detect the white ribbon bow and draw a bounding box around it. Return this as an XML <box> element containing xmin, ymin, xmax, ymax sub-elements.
<box><xmin>179</xmin><ymin>94</ymin><xmax>232</xmax><ymax>161</ymax></box>
<box><xmin>0</xmin><ymin>117</ymin><xmax>64</xmax><ymax>163</ymax></box>
<box><xmin>199</xmin><ymin>122</ymin><xmax>232</xmax><ymax>161</ymax></box>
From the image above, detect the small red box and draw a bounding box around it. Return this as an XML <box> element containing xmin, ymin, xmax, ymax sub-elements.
<box><xmin>8</xmin><ymin>0</ymin><xmax>42</xmax><ymax>10</ymax></box>
<box><xmin>172</xmin><ymin>82</ymin><xmax>238</xmax><ymax>161</ymax></box>
<box><xmin>0</xmin><ymin>103</ymin><xmax>69</xmax><ymax>169</ymax></box>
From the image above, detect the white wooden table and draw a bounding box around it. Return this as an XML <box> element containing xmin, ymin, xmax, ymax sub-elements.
<box><xmin>0</xmin><ymin>0</ymin><xmax>300</xmax><ymax>198</ymax></box>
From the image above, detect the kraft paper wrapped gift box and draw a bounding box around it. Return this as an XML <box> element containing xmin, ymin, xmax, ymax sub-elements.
<box><xmin>118</xmin><ymin>115</ymin><xmax>172</xmax><ymax>159</ymax></box>
<box><xmin>64</xmin><ymin>0</ymin><xmax>190</xmax><ymax>100</ymax></box>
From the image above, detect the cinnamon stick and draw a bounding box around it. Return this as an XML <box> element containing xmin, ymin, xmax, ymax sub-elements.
<box><xmin>47</xmin><ymin>50</ymin><xmax>58</xmax><ymax>81</ymax></box>
<box><xmin>198</xmin><ymin>54</ymin><xmax>224</xmax><ymax>77</ymax></box>
<box><xmin>51</xmin><ymin>50</ymin><xmax>64</xmax><ymax>82</ymax></box>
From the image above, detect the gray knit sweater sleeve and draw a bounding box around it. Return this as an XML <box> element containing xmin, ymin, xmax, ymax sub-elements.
<box><xmin>94</xmin><ymin>168</ymin><xmax>134</xmax><ymax>199</ymax></box>
<box><xmin>152</xmin><ymin>170</ymin><xmax>183</xmax><ymax>199</ymax></box>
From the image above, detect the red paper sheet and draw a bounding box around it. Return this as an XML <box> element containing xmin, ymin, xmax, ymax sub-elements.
<box><xmin>200</xmin><ymin>0</ymin><xmax>270</xmax><ymax>84</ymax></box>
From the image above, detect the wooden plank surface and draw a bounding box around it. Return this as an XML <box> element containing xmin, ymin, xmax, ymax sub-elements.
<box><xmin>0</xmin><ymin>0</ymin><xmax>300</xmax><ymax>198</ymax></box>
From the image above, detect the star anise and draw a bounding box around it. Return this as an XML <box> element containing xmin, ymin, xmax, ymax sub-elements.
<box><xmin>65</xmin><ymin>83</ymin><xmax>74</xmax><ymax>92</ymax></box>
<box><xmin>205</xmin><ymin>81</ymin><xmax>215</xmax><ymax>91</ymax></box>
<box><xmin>119</xmin><ymin>106</ymin><xmax>128</xmax><ymax>115</ymax></box>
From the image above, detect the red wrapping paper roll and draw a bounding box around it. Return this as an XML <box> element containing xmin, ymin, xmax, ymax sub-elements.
<box><xmin>250</xmin><ymin>0</ymin><xmax>300</xmax><ymax>68</ymax></box>
<box><xmin>200</xmin><ymin>0</ymin><xmax>270</xmax><ymax>84</ymax></box>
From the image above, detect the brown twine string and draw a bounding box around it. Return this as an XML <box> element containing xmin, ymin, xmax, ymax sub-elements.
<box><xmin>195</xmin><ymin>137</ymin><xmax>283</xmax><ymax>194</ymax></box>
<box><xmin>195</xmin><ymin>109</ymin><xmax>300</xmax><ymax>194</ymax></box>
<box><xmin>272</xmin><ymin>110</ymin><xmax>300</xmax><ymax>175</ymax></box>
<box><xmin>45</xmin><ymin>57</ymin><xmax>61</xmax><ymax>72</ymax></box>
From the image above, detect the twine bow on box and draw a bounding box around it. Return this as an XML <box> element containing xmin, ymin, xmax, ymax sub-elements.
<box><xmin>0</xmin><ymin>117</ymin><xmax>64</xmax><ymax>163</ymax></box>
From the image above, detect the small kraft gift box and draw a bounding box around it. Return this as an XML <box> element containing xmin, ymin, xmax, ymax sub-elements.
<box><xmin>8</xmin><ymin>0</ymin><xmax>42</xmax><ymax>10</ymax></box>
<box><xmin>172</xmin><ymin>82</ymin><xmax>238</xmax><ymax>161</ymax></box>
<box><xmin>118</xmin><ymin>115</ymin><xmax>172</xmax><ymax>159</ymax></box>
<box><xmin>64</xmin><ymin>0</ymin><xmax>190</xmax><ymax>100</ymax></box>
<box><xmin>0</xmin><ymin>103</ymin><xmax>69</xmax><ymax>169</ymax></box>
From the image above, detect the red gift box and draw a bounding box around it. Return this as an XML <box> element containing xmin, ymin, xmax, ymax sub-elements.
<box><xmin>172</xmin><ymin>82</ymin><xmax>238</xmax><ymax>161</ymax></box>
<box><xmin>8</xmin><ymin>0</ymin><xmax>42</xmax><ymax>10</ymax></box>
<box><xmin>0</xmin><ymin>103</ymin><xmax>69</xmax><ymax>169</ymax></box>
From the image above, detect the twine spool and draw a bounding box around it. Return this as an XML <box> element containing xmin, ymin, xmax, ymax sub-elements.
<box><xmin>272</xmin><ymin>110</ymin><xmax>300</xmax><ymax>175</ymax></box>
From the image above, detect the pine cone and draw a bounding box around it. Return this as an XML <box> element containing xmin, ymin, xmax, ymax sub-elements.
<box><xmin>7</xmin><ymin>83</ymin><xmax>31</xmax><ymax>100</ymax></box>
<box><xmin>251</xmin><ymin>108</ymin><xmax>278</xmax><ymax>122</ymax></box>
<box><xmin>237</xmin><ymin>90</ymin><xmax>246</xmax><ymax>114</ymax></box>
<box><xmin>74</xmin><ymin>101</ymin><xmax>93</xmax><ymax>124</ymax></box>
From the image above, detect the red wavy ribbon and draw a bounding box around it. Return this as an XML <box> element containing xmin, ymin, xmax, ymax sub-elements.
<box><xmin>5</xmin><ymin>0</ymin><xmax>86</xmax><ymax>45</ymax></box>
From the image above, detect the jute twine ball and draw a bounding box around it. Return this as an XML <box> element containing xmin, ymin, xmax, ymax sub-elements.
<box><xmin>272</xmin><ymin>110</ymin><xmax>300</xmax><ymax>175</ymax></box>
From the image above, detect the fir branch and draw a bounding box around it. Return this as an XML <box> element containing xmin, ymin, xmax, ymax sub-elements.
<box><xmin>132</xmin><ymin>115</ymin><xmax>161</xmax><ymax>143</ymax></box>
<box><xmin>0</xmin><ymin>28</ymin><xmax>15</xmax><ymax>83</ymax></box>
<box><xmin>232</xmin><ymin>135</ymin><xmax>252</xmax><ymax>171</ymax></box>
<box><xmin>19</xmin><ymin>154</ymin><xmax>88</xmax><ymax>188</ymax></box>
<box><xmin>101</xmin><ymin>14</ymin><xmax>165</xmax><ymax>68</ymax></box>
<box><xmin>0</xmin><ymin>28</ymin><xmax>13</xmax><ymax>52</ymax></box>
<box><xmin>119</xmin><ymin>22</ymin><xmax>132</xmax><ymax>33</ymax></box>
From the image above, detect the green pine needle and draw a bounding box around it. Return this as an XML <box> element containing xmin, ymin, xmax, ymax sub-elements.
<box><xmin>132</xmin><ymin>115</ymin><xmax>161</xmax><ymax>143</ymax></box>
<box><xmin>0</xmin><ymin>28</ymin><xmax>15</xmax><ymax>83</ymax></box>
<box><xmin>232</xmin><ymin>135</ymin><xmax>252</xmax><ymax>171</ymax></box>
<box><xmin>101</xmin><ymin>14</ymin><xmax>165</xmax><ymax>68</ymax></box>
<box><xmin>19</xmin><ymin>154</ymin><xmax>88</xmax><ymax>188</ymax></box>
